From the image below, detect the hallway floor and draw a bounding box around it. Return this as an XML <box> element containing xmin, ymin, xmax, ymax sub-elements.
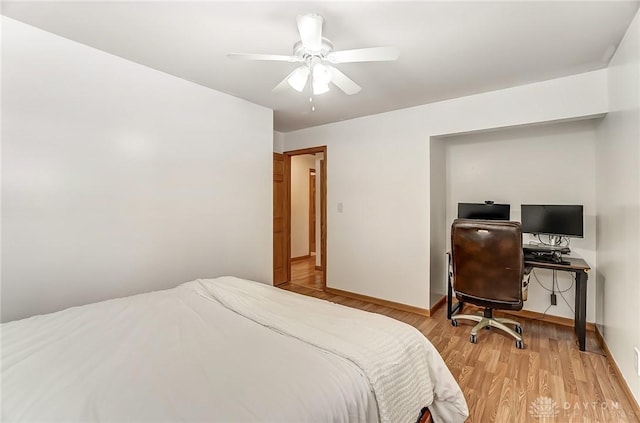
<box><xmin>288</xmin><ymin>256</ymin><xmax>323</xmax><ymax>291</ymax></box>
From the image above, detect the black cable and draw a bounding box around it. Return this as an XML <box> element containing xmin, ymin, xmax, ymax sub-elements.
<box><xmin>558</xmin><ymin>286</ymin><xmax>575</xmax><ymax>314</ymax></box>
<box><xmin>540</xmin><ymin>303</ymin><xmax>552</xmax><ymax>320</ymax></box>
<box><xmin>533</xmin><ymin>269</ymin><xmax>554</xmax><ymax>292</ymax></box>
<box><xmin>558</xmin><ymin>278</ymin><xmax>574</xmax><ymax>294</ymax></box>
<box><xmin>535</xmin><ymin>234</ymin><xmax>570</xmax><ymax>248</ymax></box>
<box><xmin>553</xmin><ymin>268</ymin><xmax>574</xmax><ymax>294</ymax></box>
<box><xmin>527</xmin><ymin>304</ymin><xmax>552</xmax><ymax>324</ymax></box>
<box><xmin>536</xmin><ymin>234</ymin><xmax>552</xmax><ymax>246</ymax></box>
<box><xmin>530</xmin><ymin>267</ymin><xmax>603</xmax><ymax>356</ymax></box>
<box><xmin>532</xmin><ymin>269</ymin><xmax>574</xmax><ymax>293</ymax></box>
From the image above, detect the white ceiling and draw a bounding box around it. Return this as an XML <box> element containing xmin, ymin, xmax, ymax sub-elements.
<box><xmin>3</xmin><ymin>1</ymin><xmax>639</xmax><ymax>132</ymax></box>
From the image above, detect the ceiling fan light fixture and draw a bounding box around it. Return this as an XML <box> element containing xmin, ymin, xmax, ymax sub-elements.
<box><xmin>311</xmin><ymin>63</ymin><xmax>331</xmax><ymax>95</ymax></box>
<box><xmin>312</xmin><ymin>63</ymin><xmax>331</xmax><ymax>85</ymax></box>
<box><xmin>287</xmin><ymin>66</ymin><xmax>310</xmax><ymax>92</ymax></box>
<box><xmin>312</xmin><ymin>80</ymin><xmax>330</xmax><ymax>95</ymax></box>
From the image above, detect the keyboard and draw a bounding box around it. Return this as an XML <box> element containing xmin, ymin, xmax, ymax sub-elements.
<box><xmin>524</xmin><ymin>253</ymin><xmax>571</xmax><ymax>266</ymax></box>
<box><xmin>523</xmin><ymin>244</ymin><xmax>570</xmax><ymax>254</ymax></box>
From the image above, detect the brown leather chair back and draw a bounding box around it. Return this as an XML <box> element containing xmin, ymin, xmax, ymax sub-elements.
<box><xmin>451</xmin><ymin>219</ymin><xmax>524</xmax><ymax>310</ymax></box>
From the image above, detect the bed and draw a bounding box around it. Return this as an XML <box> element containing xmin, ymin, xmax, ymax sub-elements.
<box><xmin>2</xmin><ymin>276</ymin><xmax>468</xmax><ymax>422</ymax></box>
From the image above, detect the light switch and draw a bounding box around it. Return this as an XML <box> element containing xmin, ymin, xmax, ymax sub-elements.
<box><xmin>337</xmin><ymin>202</ymin><xmax>343</xmax><ymax>213</ymax></box>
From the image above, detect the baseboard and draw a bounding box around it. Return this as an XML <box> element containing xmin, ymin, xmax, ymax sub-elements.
<box><xmin>595</xmin><ymin>326</ymin><xmax>640</xmax><ymax>420</ymax></box>
<box><xmin>497</xmin><ymin>308</ymin><xmax>596</xmax><ymax>332</ymax></box>
<box><xmin>324</xmin><ymin>287</ymin><xmax>430</xmax><ymax>317</ymax></box>
<box><xmin>291</xmin><ymin>255</ymin><xmax>311</xmax><ymax>262</ymax></box>
<box><xmin>314</xmin><ymin>265</ymin><xmax>323</xmax><ymax>271</ymax></box>
<box><xmin>430</xmin><ymin>296</ymin><xmax>447</xmax><ymax>315</ymax></box>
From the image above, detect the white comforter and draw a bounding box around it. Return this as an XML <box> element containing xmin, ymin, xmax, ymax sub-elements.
<box><xmin>2</xmin><ymin>277</ymin><xmax>468</xmax><ymax>423</ymax></box>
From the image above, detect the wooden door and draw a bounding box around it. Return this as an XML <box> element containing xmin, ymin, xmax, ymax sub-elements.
<box><xmin>309</xmin><ymin>170</ymin><xmax>316</xmax><ymax>254</ymax></box>
<box><xmin>273</xmin><ymin>153</ymin><xmax>289</xmax><ymax>284</ymax></box>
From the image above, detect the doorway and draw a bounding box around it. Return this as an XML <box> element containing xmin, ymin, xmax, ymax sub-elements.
<box><xmin>273</xmin><ymin>146</ymin><xmax>327</xmax><ymax>290</ymax></box>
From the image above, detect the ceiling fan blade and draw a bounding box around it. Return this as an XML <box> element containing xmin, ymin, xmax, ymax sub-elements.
<box><xmin>327</xmin><ymin>46</ymin><xmax>400</xmax><ymax>63</ymax></box>
<box><xmin>327</xmin><ymin>66</ymin><xmax>361</xmax><ymax>95</ymax></box>
<box><xmin>296</xmin><ymin>13</ymin><xmax>323</xmax><ymax>52</ymax></box>
<box><xmin>272</xmin><ymin>66</ymin><xmax>310</xmax><ymax>93</ymax></box>
<box><xmin>227</xmin><ymin>53</ymin><xmax>302</xmax><ymax>63</ymax></box>
<box><xmin>273</xmin><ymin>70</ymin><xmax>297</xmax><ymax>93</ymax></box>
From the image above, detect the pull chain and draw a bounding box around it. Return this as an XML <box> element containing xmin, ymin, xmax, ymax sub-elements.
<box><xmin>309</xmin><ymin>63</ymin><xmax>315</xmax><ymax>112</ymax></box>
<box><xmin>309</xmin><ymin>81</ymin><xmax>315</xmax><ymax>112</ymax></box>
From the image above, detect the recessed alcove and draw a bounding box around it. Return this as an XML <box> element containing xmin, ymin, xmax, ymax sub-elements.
<box><xmin>429</xmin><ymin>117</ymin><xmax>603</xmax><ymax>322</ymax></box>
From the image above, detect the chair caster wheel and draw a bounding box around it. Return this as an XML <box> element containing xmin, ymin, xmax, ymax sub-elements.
<box><xmin>516</xmin><ymin>340</ymin><xmax>524</xmax><ymax>349</ymax></box>
<box><xmin>451</xmin><ymin>319</ymin><xmax>458</xmax><ymax>327</ymax></box>
<box><xmin>515</xmin><ymin>325</ymin><xmax>522</xmax><ymax>334</ymax></box>
<box><xmin>470</xmin><ymin>334</ymin><xmax>477</xmax><ymax>344</ymax></box>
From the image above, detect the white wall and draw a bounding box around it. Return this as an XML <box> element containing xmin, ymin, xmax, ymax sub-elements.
<box><xmin>290</xmin><ymin>154</ymin><xmax>316</xmax><ymax>258</ymax></box>
<box><xmin>284</xmin><ymin>70</ymin><xmax>607</xmax><ymax>310</ymax></box>
<box><xmin>444</xmin><ymin>120</ymin><xmax>598</xmax><ymax>321</ymax></box>
<box><xmin>595</xmin><ymin>10</ymin><xmax>640</xmax><ymax>404</ymax></box>
<box><xmin>1</xmin><ymin>17</ymin><xmax>273</xmax><ymax>322</ymax></box>
<box><xmin>429</xmin><ymin>137</ymin><xmax>447</xmax><ymax>306</ymax></box>
<box><xmin>273</xmin><ymin>131</ymin><xmax>285</xmax><ymax>153</ymax></box>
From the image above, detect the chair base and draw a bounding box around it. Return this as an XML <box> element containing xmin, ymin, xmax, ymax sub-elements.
<box><xmin>451</xmin><ymin>311</ymin><xmax>523</xmax><ymax>348</ymax></box>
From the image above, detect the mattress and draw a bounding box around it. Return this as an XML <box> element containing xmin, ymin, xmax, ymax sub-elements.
<box><xmin>2</xmin><ymin>276</ymin><xmax>468</xmax><ymax>422</ymax></box>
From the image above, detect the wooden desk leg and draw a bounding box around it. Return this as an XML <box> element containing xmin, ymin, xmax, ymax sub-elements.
<box><xmin>574</xmin><ymin>270</ymin><xmax>588</xmax><ymax>351</ymax></box>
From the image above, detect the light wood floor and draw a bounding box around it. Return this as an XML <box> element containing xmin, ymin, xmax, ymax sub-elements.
<box><xmin>280</xmin><ymin>258</ymin><xmax>639</xmax><ymax>423</ymax></box>
<box><xmin>289</xmin><ymin>255</ymin><xmax>324</xmax><ymax>290</ymax></box>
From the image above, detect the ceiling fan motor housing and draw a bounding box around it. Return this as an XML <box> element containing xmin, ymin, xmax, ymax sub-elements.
<box><xmin>293</xmin><ymin>38</ymin><xmax>334</xmax><ymax>60</ymax></box>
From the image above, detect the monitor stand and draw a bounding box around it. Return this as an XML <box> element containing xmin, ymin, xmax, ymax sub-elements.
<box><xmin>549</xmin><ymin>235</ymin><xmax>564</xmax><ymax>247</ymax></box>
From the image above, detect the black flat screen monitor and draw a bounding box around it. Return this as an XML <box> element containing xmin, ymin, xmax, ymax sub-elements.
<box><xmin>521</xmin><ymin>204</ymin><xmax>583</xmax><ymax>238</ymax></box>
<box><xmin>457</xmin><ymin>203</ymin><xmax>510</xmax><ymax>220</ymax></box>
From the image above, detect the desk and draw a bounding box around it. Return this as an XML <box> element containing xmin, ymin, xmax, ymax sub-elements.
<box><xmin>446</xmin><ymin>253</ymin><xmax>591</xmax><ymax>351</ymax></box>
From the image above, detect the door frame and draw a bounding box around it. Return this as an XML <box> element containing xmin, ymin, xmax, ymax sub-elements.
<box><xmin>273</xmin><ymin>153</ymin><xmax>288</xmax><ymax>285</ymax></box>
<box><xmin>283</xmin><ymin>146</ymin><xmax>327</xmax><ymax>289</ymax></box>
<box><xmin>309</xmin><ymin>168</ymin><xmax>316</xmax><ymax>254</ymax></box>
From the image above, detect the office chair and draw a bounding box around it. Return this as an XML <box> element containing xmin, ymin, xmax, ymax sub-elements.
<box><xmin>450</xmin><ymin>219</ymin><xmax>525</xmax><ymax>349</ymax></box>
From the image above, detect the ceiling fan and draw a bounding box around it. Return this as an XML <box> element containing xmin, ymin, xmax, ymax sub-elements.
<box><xmin>228</xmin><ymin>13</ymin><xmax>400</xmax><ymax>98</ymax></box>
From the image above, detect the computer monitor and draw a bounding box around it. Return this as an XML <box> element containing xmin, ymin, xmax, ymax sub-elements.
<box><xmin>520</xmin><ymin>204</ymin><xmax>583</xmax><ymax>238</ymax></box>
<box><xmin>457</xmin><ymin>203</ymin><xmax>510</xmax><ymax>220</ymax></box>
